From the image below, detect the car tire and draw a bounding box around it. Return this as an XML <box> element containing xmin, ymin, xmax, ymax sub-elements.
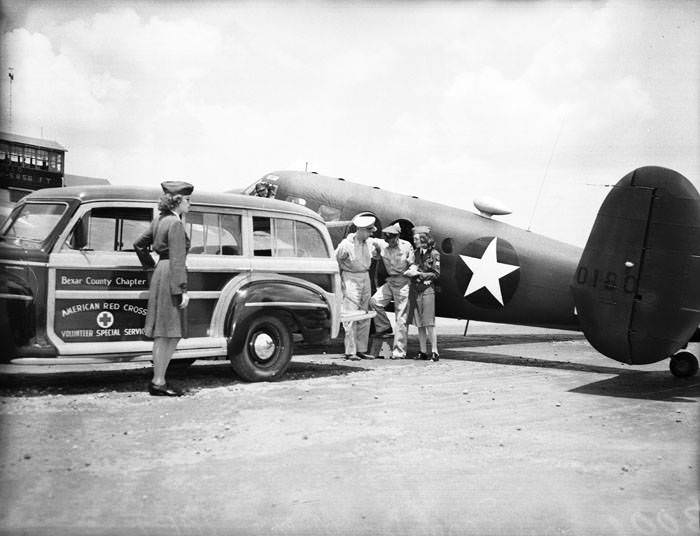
<box><xmin>230</xmin><ymin>315</ymin><xmax>292</xmax><ymax>382</ymax></box>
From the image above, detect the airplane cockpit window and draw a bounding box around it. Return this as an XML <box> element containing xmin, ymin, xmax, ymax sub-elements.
<box><xmin>254</xmin><ymin>181</ymin><xmax>278</xmax><ymax>198</ymax></box>
<box><xmin>317</xmin><ymin>205</ymin><xmax>341</xmax><ymax>222</ymax></box>
<box><xmin>244</xmin><ymin>179</ymin><xmax>278</xmax><ymax>199</ymax></box>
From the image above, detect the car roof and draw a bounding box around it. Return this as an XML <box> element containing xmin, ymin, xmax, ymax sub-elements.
<box><xmin>22</xmin><ymin>185</ymin><xmax>322</xmax><ymax>221</ymax></box>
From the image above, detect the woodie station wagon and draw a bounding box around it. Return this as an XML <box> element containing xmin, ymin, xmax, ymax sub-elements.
<box><xmin>0</xmin><ymin>185</ymin><xmax>364</xmax><ymax>381</ymax></box>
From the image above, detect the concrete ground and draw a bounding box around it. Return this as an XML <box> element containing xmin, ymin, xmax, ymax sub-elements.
<box><xmin>0</xmin><ymin>320</ymin><xmax>698</xmax><ymax>536</ymax></box>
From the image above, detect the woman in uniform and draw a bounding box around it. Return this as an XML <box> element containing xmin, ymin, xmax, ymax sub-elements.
<box><xmin>406</xmin><ymin>226</ymin><xmax>441</xmax><ymax>361</ymax></box>
<box><xmin>134</xmin><ymin>180</ymin><xmax>193</xmax><ymax>396</ymax></box>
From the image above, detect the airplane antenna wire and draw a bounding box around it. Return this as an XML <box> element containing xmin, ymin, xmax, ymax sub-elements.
<box><xmin>527</xmin><ymin>120</ymin><xmax>564</xmax><ymax>232</ymax></box>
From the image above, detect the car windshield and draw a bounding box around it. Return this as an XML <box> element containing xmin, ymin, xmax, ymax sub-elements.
<box><xmin>0</xmin><ymin>202</ymin><xmax>68</xmax><ymax>249</ymax></box>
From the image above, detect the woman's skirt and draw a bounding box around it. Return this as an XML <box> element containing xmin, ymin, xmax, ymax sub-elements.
<box><xmin>407</xmin><ymin>285</ymin><xmax>435</xmax><ymax>328</ymax></box>
<box><xmin>144</xmin><ymin>260</ymin><xmax>188</xmax><ymax>338</ymax></box>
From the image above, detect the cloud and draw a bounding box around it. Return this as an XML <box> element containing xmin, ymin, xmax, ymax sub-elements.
<box><xmin>2</xmin><ymin>7</ymin><xmax>228</xmax><ymax>181</ymax></box>
<box><xmin>1</xmin><ymin>1</ymin><xmax>697</xmax><ymax>245</ymax></box>
<box><xmin>58</xmin><ymin>8</ymin><xmax>222</xmax><ymax>82</ymax></box>
<box><xmin>2</xmin><ymin>28</ymin><xmax>129</xmax><ymax>136</ymax></box>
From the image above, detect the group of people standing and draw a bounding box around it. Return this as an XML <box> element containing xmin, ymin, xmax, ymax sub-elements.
<box><xmin>335</xmin><ymin>214</ymin><xmax>441</xmax><ymax>362</ymax></box>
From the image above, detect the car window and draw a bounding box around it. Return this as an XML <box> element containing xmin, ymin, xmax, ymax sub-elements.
<box><xmin>296</xmin><ymin>220</ymin><xmax>329</xmax><ymax>257</ymax></box>
<box><xmin>1</xmin><ymin>202</ymin><xmax>67</xmax><ymax>249</ymax></box>
<box><xmin>186</xmin><ymin>211</ymin><xmax>242</xmax><ymax>255</ymax></box>
<box><xmin>63</xmin><ymin>206</ymin><xmax>152</xmax><ymax>252</ymax></box>
<box><xmin>253</xmin><ymin>216</ymin><xmax>329</xmax><ymax>257</ymax></box>
<box><xmin>252</xmin><ymin>217</ymin><xmax>274</xmax><ymax>256</ymax></box>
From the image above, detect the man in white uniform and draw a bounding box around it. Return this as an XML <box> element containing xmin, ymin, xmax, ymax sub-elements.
<box><xmin>334</xmin><ymin>214</ymin><xmax>380</xmax><ymax>360</ymax></box>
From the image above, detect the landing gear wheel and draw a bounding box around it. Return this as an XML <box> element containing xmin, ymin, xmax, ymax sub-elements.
<box><xmin>670</xmin><ymin>351</ymin><xmax>699</xmax><ymax>378</ymax></box>
<box><xmin>230</xmin><ymin>315</ymin><xmax>292</xmax><ymax>382</ymax></box>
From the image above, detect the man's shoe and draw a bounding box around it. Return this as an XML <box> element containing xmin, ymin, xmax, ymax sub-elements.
<box><xmin>148</xmin><ymin>382</ymin><xmax>183</xmax><ymax>397</ymax></box>
<box><xmin>345</xmin><ymin>354</ymin><xmax>361</xmax><ymax>361</ymax></box>
<box><xmin>415</xmin><ymin>351</ymin><xmax>428</xmax><ymax>360</ymax></box>
<box><xmin>374</xmin><ymin>329</ymin><xmax>393</xmax><ymax>338</ymax></box>
<box><xmin>431</xmin><ymin>352</ymin><xmax>440</xmax><ymax>362</ymax></box>
<box><xmin>357</xmin><ymin>352</ymin><xmax>375</xmax><ymax>360</ymax></box>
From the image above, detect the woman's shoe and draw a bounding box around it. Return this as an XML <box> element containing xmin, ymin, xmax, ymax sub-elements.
<box><xmin>415</xmin><ymin>352</ymin><xmax>428</xmax><ymax>360</ymax></box>
<box><xmin>148</xmin><ymin>382</ymin><xmax>183</xmax><ymax>397</ymax></box>
<box><xmin>431</xmin><ymin>352</ymin><xmax>440</xmax><ymax>362</ymax></box>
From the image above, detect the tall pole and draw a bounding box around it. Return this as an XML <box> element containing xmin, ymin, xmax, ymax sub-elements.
<box><xmin>7</xmin><ymin>67</ymin><xmax>14</xmax><ymax>129</ymax></box>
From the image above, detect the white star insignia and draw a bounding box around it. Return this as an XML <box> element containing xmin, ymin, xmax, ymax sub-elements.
<box><xmin>460</xmin><ymin>237</ymin><xmax>519</xmax><ymax>305</ymax></box>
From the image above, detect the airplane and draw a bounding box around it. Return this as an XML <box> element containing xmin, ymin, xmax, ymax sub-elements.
<box><xmin>239</xmin><ymin>166</ymin><xmax>700</xmax><ymax>378</ymax></box>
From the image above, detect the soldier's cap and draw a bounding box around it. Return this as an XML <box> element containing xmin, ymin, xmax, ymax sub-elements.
<box><xmin>352</xmin><ymin>214</ymin><xmax>376</xmax><ymax>230</ymax></box>
<box><xmin>161</xmin><ymin>180</ymin><xmax>194</xmax><ymax>196</ymax></box>
<box><xmin>382</xmin><ymin>222</ymin><xmax>401</xmax><ymax>235</ymax></box>
<box><xmin>413</xmin><ymin>225</ymin><xmax>431</xmax><ymax>235</ymax></box>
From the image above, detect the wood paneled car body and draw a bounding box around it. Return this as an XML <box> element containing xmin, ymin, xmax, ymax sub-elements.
<box><xmin>0</xmin><ymin>185</ymin><xmax>350</xmax><ymax>381</ymax></box>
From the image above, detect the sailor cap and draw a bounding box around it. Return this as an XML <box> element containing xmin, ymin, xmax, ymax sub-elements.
<box><xmin>413</xmin><ymin>225</ymin><xmax>431</xmax><ymax>235</ymax></box>
<box><xmin>352</xmin><ymin>214</ymin><xmax>377</xmax><ymax>229</ymax></box>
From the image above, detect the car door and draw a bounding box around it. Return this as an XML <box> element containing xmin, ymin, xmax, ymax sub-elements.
<box><xmin>46</xmin><ymin>201</ymin><xmax>156</xmax><ymax>356</ymax></box>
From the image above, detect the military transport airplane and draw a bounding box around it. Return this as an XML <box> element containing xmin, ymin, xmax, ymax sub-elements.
<box><xmin>241</xmin><ymin>166</ymin><xmax>700</xmax><ymax>377</ymax></box>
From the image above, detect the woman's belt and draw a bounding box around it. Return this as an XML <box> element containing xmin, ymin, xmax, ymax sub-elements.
<box><xmin>157</xmin><ymin>251</ymin><xmax>169</xmax><ymax>260</ymax></box>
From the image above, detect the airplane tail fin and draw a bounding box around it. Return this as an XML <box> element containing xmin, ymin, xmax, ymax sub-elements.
<box><xmin>571</xmin><ymin>166</ymin><xmax>700</xmax><ymax>364</ymax></box>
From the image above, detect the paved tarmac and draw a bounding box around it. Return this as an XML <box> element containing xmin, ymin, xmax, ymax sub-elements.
<box><xmin>0</xmin><ymin>320</ymin><xmax>698</xmax><ymax>535</ymax></box>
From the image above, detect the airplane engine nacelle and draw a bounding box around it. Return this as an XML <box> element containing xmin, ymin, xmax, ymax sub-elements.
<box><xmin>572</xmin><ymin>166</ymin><xmax>700</xmax><ymax>365</ymax></box>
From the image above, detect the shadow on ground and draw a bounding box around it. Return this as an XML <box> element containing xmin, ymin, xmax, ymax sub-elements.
<box><xmin>0</xmin><ymin>360</ymin><xmax>368</xmax><ymax>398</ymax></box>
<box><xmin>4</xmin><ymin>333</ymin><xmax>692</xmax><ymax>402</ymax></box>
<box><xmin>569</xmin><ymin>371</ymin><xmax>700</xmax><ymax>402</ymax></box>
<box><xmin>444</xmin><ymin>349</ymin><xmax>700</xmax><ymax>402</ymax></box>
<box><xmin>0</xmin><ymin>333</ymin><xmax>580</xmax><ymax>398</ymax></box>
<box><xmin>305</xmin><ymin>332</ymin><xmax>585</xmax><ymax>355</ymax></box>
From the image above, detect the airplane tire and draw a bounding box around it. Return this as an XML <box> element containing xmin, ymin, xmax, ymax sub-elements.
<box><xmin>230</xmin><ymin>315</ymin><xmax>292</xmax><ymax>382</ymax></box>
<box><xmin>669</xmin><ymin>351</ymin><xmax>699</xmax><ymax>378</ymax></box>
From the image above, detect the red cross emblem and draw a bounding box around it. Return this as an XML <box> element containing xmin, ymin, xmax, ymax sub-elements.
<box><xmin>97</xmin><ymin>311</ymin><xmax>114</xmax><ymax>328</ymax></box>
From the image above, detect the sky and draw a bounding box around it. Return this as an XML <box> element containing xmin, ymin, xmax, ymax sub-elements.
<box><xmin>1</xmin><ymin>0</ymin><xmax>698</xmax><ymax>246</ymax></box>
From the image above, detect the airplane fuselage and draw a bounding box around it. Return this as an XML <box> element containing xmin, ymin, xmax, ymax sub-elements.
<box><xmin>252</xmin><ymin>171</ymin><xmax>582</xmax><ymax>331</ymax></box>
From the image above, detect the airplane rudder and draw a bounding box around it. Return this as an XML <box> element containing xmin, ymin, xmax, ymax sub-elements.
<box><xmin>572</xmin><ymin>166</ymin><xmax>700</xmax><ymax>365</ymax></box>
